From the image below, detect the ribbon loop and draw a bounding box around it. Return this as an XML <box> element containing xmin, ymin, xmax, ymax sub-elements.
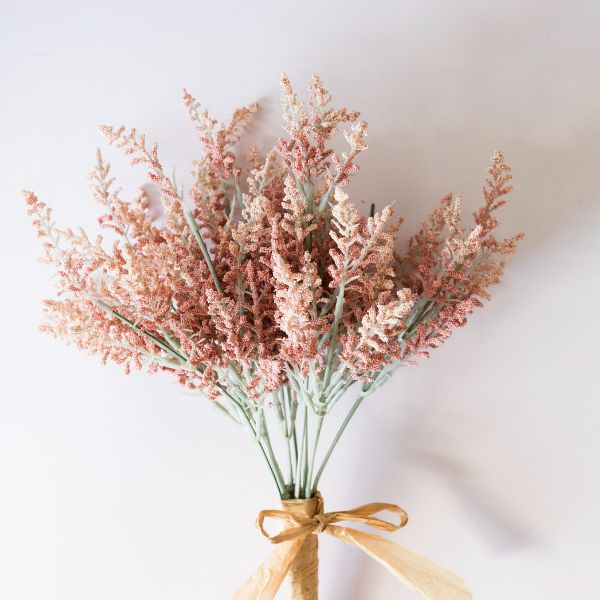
<box><xmin>256</xmin><ymin>509</ymin><xmax>314</xmax><ymax>544</ymax></box>
<box><xmin>323</xmin><ymin>502</ymin><xmax>409</xmax><ymax>532</ymax></box>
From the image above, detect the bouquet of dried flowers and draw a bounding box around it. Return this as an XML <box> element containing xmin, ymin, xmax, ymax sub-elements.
<box><xmin>26</xmin><ymin>75</ymin><xmax>521</xmax><ymax>599</ymax></box>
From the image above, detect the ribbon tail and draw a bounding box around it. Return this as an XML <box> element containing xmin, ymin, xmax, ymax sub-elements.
<box><xmin>327</xmin><ymin>525</ymin><xmax>472</xmax><ymax>600</ymax></box>
<box><xmin>231</xmin><ymin>537</ymin><xmax>303</xmax><ymax>600</ymax></box>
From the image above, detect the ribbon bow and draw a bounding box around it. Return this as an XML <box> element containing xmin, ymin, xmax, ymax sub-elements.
<box><xmin>233</xmin><ymin>494</ymin><xmax>472</xmax><ymax>600</ymax></box>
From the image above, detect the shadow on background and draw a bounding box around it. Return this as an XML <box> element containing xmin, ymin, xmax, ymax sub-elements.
<box><xmin>312</xmin><ymin>5</ymin><xmax>600</xmax><ymax>597</ymax></box>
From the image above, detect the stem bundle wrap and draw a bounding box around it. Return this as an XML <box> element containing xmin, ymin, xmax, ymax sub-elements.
<box><xmin>281</xmin><ymin>495</ymin><xmax>321</xmax><ymax>599</ymax></box>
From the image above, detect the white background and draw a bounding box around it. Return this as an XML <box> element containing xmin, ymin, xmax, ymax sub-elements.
<box><xmin>2</xmin><ymin>1</ymin><xmax>600</xmax><ymax>598</ymax></box>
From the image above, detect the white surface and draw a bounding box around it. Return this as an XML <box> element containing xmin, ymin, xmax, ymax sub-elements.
<box><xmin>2</xmin><ymin>1</ymin><xmax>600</xmax><ymax>598</ymax></box>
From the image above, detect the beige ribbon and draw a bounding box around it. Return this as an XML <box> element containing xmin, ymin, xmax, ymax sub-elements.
<box><xmin>233</xmin><ymin>493</ymin><xmax>472</xmax><ymax>600</ymax></box>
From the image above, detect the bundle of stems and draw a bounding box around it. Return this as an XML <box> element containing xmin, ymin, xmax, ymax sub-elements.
<box><xmin>220</xmin><ymin>362</ymin><xmax>386</xmax><ymax>499</ymax></box>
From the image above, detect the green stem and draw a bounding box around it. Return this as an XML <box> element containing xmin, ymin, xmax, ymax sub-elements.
<box><xmin>295</xmin><ymin>404</ymin><xmax>308</xmax><ymax>499</ymax></box>
<box><xmin>277</xmin><ymin>390</ymin><xmax>294</xmax><ymax>487</ymax></box>
<box><xmin>222</xmin><ymin>390</ymin><xmax>284</xmax><ymax>498</ymax></box>
<box><xmin>302</xmin><ymin>412</ymin><xmax>309</xmax><ymax>496</ymax></box>
<box><xmin>183</xmin><ymin>205</ymin><xmax>223</xmax><ymax>295</ymax></box>
<box><xmin>322</xmin><ymin>281</ymin><xmax>346</xmax><ymax>390</ymax></box>
<box><xmin>283</xmin><ymin>389</ymin><xmax>297</xmax><ymax>490</ymax></box>
<box><xmin>233</xmin><ymin>181</ymin><xmax>244</xmax><ymax>212</ymax></box>
<box><xmin>311</xmin><ymin>391</ymin><xmax>366</xmax><ymax>495</ymax></box>
<box><xmin>211</xmin><ymin>399</ymin><xmax>241</xmax><ymax>424</ymax></box>
<box><xmin>317</xmin><ymin>176</ymin><xmax>339</xmax><ymax>213</ymax></box>
<box><xmin>289</xmin><ymin>389</ymin><xmax>299</xmax><ymax>476</ymax></box>
<box><xmin>286</xmin><ymin>436</ymin><xmax>293</xmax><ymax>487</ymax></box>
<box><xmin>306</xmin><ymin>414</ymin><xmax>324</xmax><ymax>497</ymax></box>
<box><xmin>93</xmin><ymin>300</ymin><xmax>187</xmax><ymax>363</ymax></box>
<box><xmin>259</xmin><ymin>411</ymin><xmax>289</xmax><ymax>498</ymax></box>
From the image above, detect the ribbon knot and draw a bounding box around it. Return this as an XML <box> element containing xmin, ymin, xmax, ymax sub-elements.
<box><xmin>234</xmin><ymin>493</ymin><xmax>472</xmax><ymax>600</ymax></box>
<box><xmin>312</xmin><ymin>512</ymin><xmax>332</xmax><ymax>534</ymax></box>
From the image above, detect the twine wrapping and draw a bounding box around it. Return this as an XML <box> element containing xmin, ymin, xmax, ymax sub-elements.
<box><xmin>232</xmin><ymin>493</ymin><xmax>472</xmax><ymax>600</ymax></box>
